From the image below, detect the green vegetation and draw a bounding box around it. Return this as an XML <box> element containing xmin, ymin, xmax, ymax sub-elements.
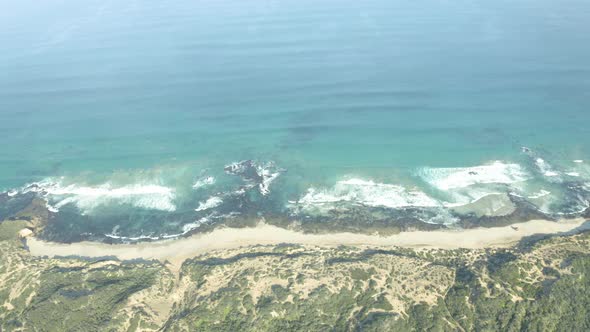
<box><xmin>1</xmin><ymin>217</ymin><xmax>590</xmax><ymax>331</ymax></box>
<box><xmin>0</xmin><ymin>219</ymin><xmax>26</xmax><ymax>241</ymax></box>
<box><xmin>25</xmin><ymin>263</ymin><xmax>159</xmax><ymax>331</ymax></box>
<box><xmin>0</xmin><ymin>220</ymin><xmax>163</xmax><ymax>332</ymax></box>
<box><xmin>163</xmin><ymin>232</ymin><xmax>590</xmax><ymax>331</ymax></box>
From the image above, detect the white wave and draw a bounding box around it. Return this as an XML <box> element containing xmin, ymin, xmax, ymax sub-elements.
<box><xmin>106</xmin><ymin>214</ymin><xmax>216</xmax><ymax>242</ymax></box>
<box><xmin>224</xmin><ymin>160</ymin><xmax>251</xmax><ymax>175</ymax></box>
<box><xmin>183</xmin><ymin>212</ymin><xmax>240</xmax><ymax>235</ymax></box>
<box><xmin>569</xmin><ymin>162</ymin><xmax>590</xmax><ymax>179</ymax></box>
<box><xmin>182</xmin><ymin>216</ymin><xmax>212</xmax><ymax>233</ymax></box>
<box><xmin>553</xmin><ymin>203</ymin><xmax>590</xmax><ymax>216</ymax></box>
<box><xmin>535</xmin><ymin>158</ymin><xmax>560</xmax><ymax>177</ymax></box>
<box><xmin>105</xmin><ymin>224</ymin><xmax>162</xmax><ymax>240</ymax></box>
<box><xmin>416</xmin><ymin>209</ymin><xmax>460</xmax><ymax>225</ymax></box>
<box><xmin>257</xmin><ymin>164</ymin><xmax>281</xmax><ymax>196</ymax></box>
<box><xmin>7</xmin><ymin>190</ymin><xmax>17</xmax><ymax>197</ymax></box>
<box><xmin>293</xmin><ymin>178</ymin><xmax>440</xmax><ymax>212</ymax></box>
<box><xmin>574</xmin><ymin>160</ymin><xmax>584</xmax><ymax>163</ymax></box>
<box><xmin>528</xmin><ymin>190</ymin><xmax>551</xmax><ymax>199</ymax></box>
<box><xmin>231</xmin><ymin>187</ymin><xmax>248</xmax><ymax>196</ymax></box>
<box><xmin>105</xmin><ymin>233</ymin><xmax>161</xmax><ymax>241</ymax></box>
<box><xmin>45</xmin><ymin>202</ymin><xmax>60</xmax><ymax>213</ymax></box>
<box><xmin>22</xmin><ymin>179</ymin><xmax>176</xmax><ymax>214</ymax></box>
<box><xmin>195</xmin><ymin>196</ymin><xmax>223</xmax><ymax>212</ymax></box>
<box><xmin>418</xmin><ymin>161</ymin><xmax>529</xmax><ymax>190</ymax></box>
<box><xmin>192</xmin><ymin>176</ymin><xmax>215</xmax><ymax>190</ymax></box>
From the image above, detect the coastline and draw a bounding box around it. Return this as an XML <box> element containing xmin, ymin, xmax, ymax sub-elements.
<box><xmin>26</xmin><ymin>217</ymin><xmax>588</xmax><ymax>267</ymax></box>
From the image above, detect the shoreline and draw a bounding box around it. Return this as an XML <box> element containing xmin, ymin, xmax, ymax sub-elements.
<box><xmin>26</xmin><ymin>218</ymin><xmax>588</xmax><ymax>266</ymax></box>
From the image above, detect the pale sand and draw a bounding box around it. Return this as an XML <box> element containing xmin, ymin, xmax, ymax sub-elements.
<box><xmin>26</xmin><ymin>218</ymin><xmax>588</xmax><ymax>267</ymax></box>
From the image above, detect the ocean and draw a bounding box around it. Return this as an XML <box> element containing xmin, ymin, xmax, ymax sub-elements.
<box><xmin>1</xmin><ymin>0</ymin><xmax>590</xmax><ymax>242</ymax></box>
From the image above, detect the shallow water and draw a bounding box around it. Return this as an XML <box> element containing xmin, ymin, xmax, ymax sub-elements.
<box><xmin>1</xmin><ymin>0</ymin><xmax>590</xmax><ymax>241</ymax></box>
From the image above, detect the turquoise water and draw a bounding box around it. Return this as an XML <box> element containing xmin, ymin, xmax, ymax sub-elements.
<box><xmin>1</xmin><ymin>0</ymin><xmax>590</xmax><ymax>241</ymax></box>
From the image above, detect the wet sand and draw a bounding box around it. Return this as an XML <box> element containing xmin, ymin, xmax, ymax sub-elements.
<box><xmin>26</xmin><ymin>218</ymin><xmax>587</xmax><ymax>266</ymax></box>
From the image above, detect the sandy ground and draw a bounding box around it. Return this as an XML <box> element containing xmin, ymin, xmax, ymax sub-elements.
<box><xmin>26</xmin><ymin>218</ymin><xmax>587</xmax><ymax>267</ymax></box>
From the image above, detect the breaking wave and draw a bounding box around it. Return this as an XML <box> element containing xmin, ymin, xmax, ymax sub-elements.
<box><xmin>535</xmin><ymin>158</ymin><xmax>560</xmax><ymax>178</ymax></box>
<box><xmin>18</xmin><ymin>179</ymin><xmax>176</xmax><ymax>214</ymax></box>
<box><xmin>291</xmin><ymin>161</ymin><xmax>534</xmax><ymax>215</ymax></box>
<box><xmin>528</xmin><ymin>190</ymin><xmax>551</xmax><ymax>199</ymax></box>
<box><xmin>291</xmin><ymin>178</ymin><xmax>440</xmax><ymax>213</ymax></box>
<box><xmin>417</xmin><ymin>161</ymin><xmax>529</xmax><ymax>191</ymax></box>
<box><xmin>105</xmin><ymin>211</ymin><xmax>241</xmax><ymax>242</ymax></box>
<box><xmin>193</xmin><ymin>176</ymin><xmax>215</xmax><ymax>190</ymax></box>
<box><xmin>181</xmin><ymin>212</ymin><xmax>240</xmax><ymax>234</ymax></box>
<box><xmin>3</xmin><ymin>149</ymin><xmax>590</xmax><ymax>243</ymax></box>
<box><xmin>195</xmin><ymin>196</ymin><xmax>223</xmax><ymax>212</ymax></box>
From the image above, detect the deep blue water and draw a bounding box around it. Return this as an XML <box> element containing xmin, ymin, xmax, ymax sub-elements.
<box><xmin>1</xmin><ymin>0</ymin><xmax>590</xmax><ymax>241</ymax></box>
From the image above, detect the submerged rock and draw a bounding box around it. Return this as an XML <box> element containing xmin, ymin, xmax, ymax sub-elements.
<box><xmin>224</xmin><ymin>160</ymin><xmax>283</xmax><ymax>196</ymax></box>
<box><xmin>451</xmin><ymin>193</ymin><xmax>516</xmax><ymax>218</ymax></box>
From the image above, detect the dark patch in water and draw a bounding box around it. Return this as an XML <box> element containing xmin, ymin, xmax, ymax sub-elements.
<box><xmin>279</xmin><ymin>125</ymin><xmax>321</xmax><ymax>149</ymax></box>
<box><xmin>224</xmin><ymin>160</ymin><xmax>263</xmax><ymax>183</ymax></box>
<box><xmin>40</xmin><ymin>207</ymin><xmax>200</xmax><ymax>244</ymax></box>
<box><xmin>287</xmin><ymin>203</ymin><xmax>449</xmax><ymax>234</ymax></box>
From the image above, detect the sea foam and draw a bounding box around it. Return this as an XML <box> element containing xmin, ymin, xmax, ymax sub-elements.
<box><xmin>21</xmin><ymin>179</ymin><xmax>176</xmax><ymax>214</ymax></box>
<box><xmin>192</xmin><ymin>176</ymin><xmax>215</xmax><ymax>190</ymax></box>
<box><xmin>195</xmin><ymin>196</ymin><xmax>223</xmax><ymax>211</ymax></box>
<box><xmin>528</xmin><ymin>190</ymin><xmax>551</xmax><ymax>199</ymax></box>
<box><xmin>257</xmin><ymin>165</ymin><xmax>281</xmax><ymax>196</ymax></box>
<box><xmin>535</xmin><ymin>158</ymin><xmax>560</xmax><ymax>178</ymax></box>
<box><xmin>418</xmin><ymin>161</ymin><xmax>529</xmax><ymax>190</ymax></box>
<box><xmin>293</xmin><ymin>178</ymin><xmax>440</xmax><ymax>212</ymax></box>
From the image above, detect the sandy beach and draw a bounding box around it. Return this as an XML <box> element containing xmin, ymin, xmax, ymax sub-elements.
<box><xmin>26</xmin><ymin>218</ymin><xmax>587</xmax><ymax>266</ymax></box>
